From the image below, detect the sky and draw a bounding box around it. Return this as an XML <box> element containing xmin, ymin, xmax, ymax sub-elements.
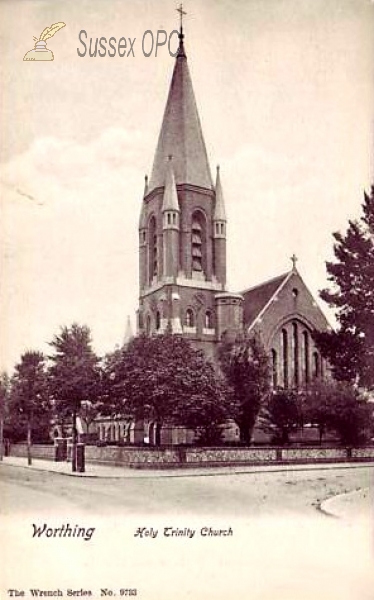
<box><xmin>0</xmin><ymin>0</ymin><xmax>373</xmax><ymax>373</ymax></box>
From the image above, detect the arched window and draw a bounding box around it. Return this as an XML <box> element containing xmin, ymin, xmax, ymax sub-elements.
<box><xmin>185</xmin><ymin>309</ymin><xmax>195</xmax><ymax>328</ymax></box>
<box><xmin>146</xmin><ymin>315</ymin><xmax>151</xmax><ymax>335</ymax></box>
<box><xmin>191</xmin><ymin>211</ymin><xmax>206</xmax><ymax>274</ymax></box>
<box><xmin>155</xmin><ymin>311</ymin><xmax>161</xmax><ymax>331</ymax></box>
<box><xmin>148</xmin><ymin>216</ymin><xmax>157</xmax><ymax>282</ymax></box>
<box><xmin>303</xmin><ymin>331</ymin><xmax>310</xmax><ymax>385</ymax></box>
<box><xmin>313</xmin><ymin>351</ymin><xmax>320</xmax><ymax>378</ymax></box>
<box><xmin>271</xmin><ymin>349</ymin><xmax>278</xmax><ymax>388</ymax></box>
<box><xmin>205</xmin><ymin>310</ymin><xmax>213</xmax><ymax>329</ymax></box>
<box><xmin>282</xmin><ymin>328</ymin><xmax>288</xmax><ymax>389</ymax></box>
<box><xmin>293</xmin><ymin>322</ymin><xmax>299</xmax><ymax>388</ymax></box>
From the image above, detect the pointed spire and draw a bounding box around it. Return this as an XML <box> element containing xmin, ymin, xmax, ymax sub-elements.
<box><xmin>162</xmin><ymin>156</ymin><xmax>180</xmax><ymax>212</ymax></box>
<box><xmin>177</xmin><ymin>34</ymin><xmax>186</xmax><ymax>58</ymax></box>
<box><xmin>123</xmin><ymin>315</ymin><xmax>133</xmax><ymax>345</ymax></box>
<box><xmin>213</xmin><ymin>165</ymin><xmax>226</xmax><ymax>221</ymax></box>
<box><xmin>177</xmin><ymin>27</ymin><xmax>186</xmax><ymax>59</ymax></box>
<box><xmin>143</xmin><ymin>174</ymin><xmax>149</xmax><ymax>197</ymax></box>
<box><xmin>138</xmin><ymin>202</ymin><xmax>146</xmax><ymax>229</ymax></box>
<box><xmin>148</xmin><ymin>25</ymin><xmax>213</xmax><ymax>193</ymax></box>
<box><xmin>138</xmin><ymin>175</ymin><xmax>148</xmax><ymax>230</ymax></box>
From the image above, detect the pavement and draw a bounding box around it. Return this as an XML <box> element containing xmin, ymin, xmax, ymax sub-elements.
<box><xmin>320</xmin><ymin>486</ymin><xmax>373</xmax><ymax>520</ymax></box>
<box><xmin>1</xmin><ymin>454</ymin><xmax>374</xmax><ymax>479</ymax></box>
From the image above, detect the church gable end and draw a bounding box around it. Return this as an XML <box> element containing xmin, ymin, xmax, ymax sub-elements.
<box><xmin>244</xmin><ymin>270</ymin><xmax>330</xmax><ymax>389</ymax></box>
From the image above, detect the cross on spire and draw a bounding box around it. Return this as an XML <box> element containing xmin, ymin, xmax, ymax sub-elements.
<box><xmin>290</xmin><ymin>253</ymin><xmax>298</xmax><ymax>270</ymax></box>
<box><xmin>176</xmin><ymin>3</ymin><xmax>187</xmax><ymax>34</ymax></box>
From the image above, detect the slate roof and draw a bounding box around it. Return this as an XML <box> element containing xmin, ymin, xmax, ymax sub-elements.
<box><xmin>240</xmin><ymin>271</ymin><xmax>291</xmax><ymax>328</ymax></box>
<box><xmin>148</xmin><ymin>36</ymin><xmax>213</xmax><ymax>193</ymax></box>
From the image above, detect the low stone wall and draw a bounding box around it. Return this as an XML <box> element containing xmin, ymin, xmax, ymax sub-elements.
<box><xmin>281</xmin><ymin>448</ymin><xmax>347</xmax><ymax>462</ymax></box>
<box><xmin>352</xmin><ymin>447</ymin><xmax>374</xmax><ymax>459</ymax></box>
<box><xmin>186</xmin><ymin>447</ymin><xmax>277</xmax><ymax>464</ymax></box>
<box><xmin>85</xmin><ymin>445</ymin><xmax>181</xmax><ymax>466</ymax></box>
<box><xmin>9</xmin><ymin>443</ymin><xmax>55</xmax><ymax>460</ymax></box>
<box><xmin>7</xmin><ymin>443</ymin><xmax>374</xmax><ymax>468</ymax></box>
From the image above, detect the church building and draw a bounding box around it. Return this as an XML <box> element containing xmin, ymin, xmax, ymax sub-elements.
<box><xmin>54</xmin><ymin>21</ymin><xmax>332</xmax><ymax>448</ymax></box>
<box><xmin>137</xmin><ymin>24</ymin><xmax>330</xmax><ymax>394</ymax></box>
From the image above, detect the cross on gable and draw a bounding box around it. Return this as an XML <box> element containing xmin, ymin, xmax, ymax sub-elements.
<box><xmin>290</xmin><ymin>253</ymin><xmax>298</xmax><ymax>270</ymax></box>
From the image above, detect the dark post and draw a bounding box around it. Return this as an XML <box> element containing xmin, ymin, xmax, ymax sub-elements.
<box><xmin>54</xmin><ymin>438</ymin><xmax>68</xmax><ymax>462</ymax></box>
<box><xmin>0</xmin><ymin>415</ymin><xmax>3</xmax><ymax>462</ymax></box>
<box><xmin>4</xmin><ymin>438</ymin><xmax>10</xmax><ymax>457</ymax></box>
<box><xmin>76</xmin><ymin>443</ymin><xmax>85</xmax><ymax>473</ymax></box>
<box><xmin>27</xmin><ymin>422</ymin><xmax>32</xmax><ymax>466</ymax></box>
<box><xmin>71</xmin><ymin>409</ymin><xmax>77</xmax><ymax>472</ymax></box>
<box><xmin>54</xmin><ymin>439</ymin><xmax>59</xmax><ymax>462</ymax></box>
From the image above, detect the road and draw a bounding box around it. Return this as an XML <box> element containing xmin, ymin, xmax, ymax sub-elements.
<box><xmin>0</xmin><ymin>462</ymin><xmax>373</xmax><ymax>516</ymax></box>
<box><xmin>1</xmin><ymin>463</ymin><xmax>373</xmax><ymax>600</ymax></box>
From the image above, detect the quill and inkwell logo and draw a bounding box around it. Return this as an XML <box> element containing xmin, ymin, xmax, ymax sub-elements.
<box><xmin>23</xmin><ymin>22</ymin><xmax>66</xmax><ymax>61</ymax></box>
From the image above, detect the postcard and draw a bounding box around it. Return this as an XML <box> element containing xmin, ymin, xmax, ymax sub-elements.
<box><xmin>1</xmin><ymin>1</ymin><xmax>373</xmax><ymax>599</ymax></box>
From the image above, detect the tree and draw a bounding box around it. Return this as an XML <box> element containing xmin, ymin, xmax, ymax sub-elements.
<box><xmin>48</xmin><ymin>324</ymin><xmax>100</xmax><ymax>471</ymax></box>
<box><xmin>107</xmin><ymin>334</ymin><xmax>235</xmax><ymax>445</ymax></box>
<box><xmin>316</xmin><ymin>186</ymin><xmax>374</xmax><ymax>388</ymax></box>
<box><xmin>218</xmin><ymin>334</ymin><xmax>271</xmax><ymax>444</ymax></box>
<box><xmin>302</xmin><ymin>379</ymin><xmax>372</xmax><ymax>445</ymax></box>
<box><xmin>0</xmin><ymin>372</ymin><xmax>10</xmax><ymax>461</ymax></box>
<box><xmin>259</xmin><ymin>389</ymin><xmax>301</xmax><ymax>445</ymax></box>
<box><xmin>325</xmin><ymin>382</ymin><xmax>372</xmax><ymax>445</ymax></box>
<box><xmin>302</xmin><ymin>380</ymin><xmax>334</xmax><ymax>444</ymax></box>
<box><xmin>9</xmin><ymin>351</ymin><xmax>50</xmax><ymax>465</ymax></box>
<box><xmin>313</xmin><ymin>329</ymin><xmax>364</xmax><ymax>385</ymax></box>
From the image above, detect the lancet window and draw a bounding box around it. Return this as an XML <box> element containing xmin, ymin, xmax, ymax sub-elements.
<box><xmin>148</xmin><ymin>216</ymin><xmax>157</xmax><ymax>282</ymax></box>
<box><xmin>282</xmin><ymin>328</ymin><xmax>288</xmax><ymax>389</ymax></box>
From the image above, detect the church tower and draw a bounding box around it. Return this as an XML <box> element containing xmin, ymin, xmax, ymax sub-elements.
<box><xmin>137</xmin><ymin>24</ymin><xmax>242</xmax><ymax>357</ymax></box>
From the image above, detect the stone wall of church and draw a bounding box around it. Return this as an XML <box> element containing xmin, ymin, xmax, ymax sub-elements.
<box><xmin>268</xmin><ymin>319</ymin><xmax>326</xmax><ymax>390</ymax></box>
<box><xmin>139</xmin><ymin>283</ymin><xmax>218</xmax><ymax>345</ymax></box>
<box><xmin>215</xmin><ymin>293</ymin><xmax>244</xmax><ymax>341</ymax></box>
<box><xmin>141</xmin><ymin>190</ymin><xmax>164</xmax><ymax>285</ymax></box>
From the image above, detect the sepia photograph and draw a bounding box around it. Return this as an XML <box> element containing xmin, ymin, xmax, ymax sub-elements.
<box><xmin>1</xmin><ymin>0</ymin><xmax>373</xmax><ymax>598</ymax></box>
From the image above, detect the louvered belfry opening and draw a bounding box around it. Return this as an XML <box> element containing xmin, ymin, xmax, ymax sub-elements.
<box><xmin>191</xmin><ymin>211</ymin><xmax>206</xmax><ymax>275</ymax></box>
